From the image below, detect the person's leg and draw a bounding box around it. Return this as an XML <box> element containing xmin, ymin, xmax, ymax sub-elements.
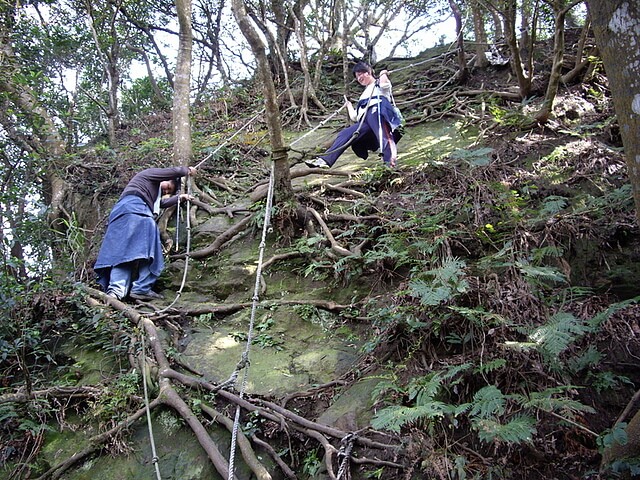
<box><xmin>107</xmin><ymin>263</ymin><xmax>133</xmax><ymax>299</ymax></box>
<box><xmin>364</xmin><ymin>108</ymin><xmax>397</xmax><ymax>166</ymax></box>
<box><xmin>383</xmin><ymin>123</ymin><xmax>398</xmax><ymax>167</ymax></box>
<box><xmin>320</xmin><ymin>123</ymin><xmax>362</xmax><ymax>167</ymax></box>
<box><xmin>130</xmin><ymin>259</ymin><xmax>159</xmax><ymax>295</ymax></box>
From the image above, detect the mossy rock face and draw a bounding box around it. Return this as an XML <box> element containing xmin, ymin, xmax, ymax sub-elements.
<box><xmin>181</xmin><ymin>306</ymin><xmax>361</xmax><ymax>397</ymax></box>
<box><xmin>40</xmin><ymin>410</ymin><xmax>269</xmax><ymax>480</ymax></box>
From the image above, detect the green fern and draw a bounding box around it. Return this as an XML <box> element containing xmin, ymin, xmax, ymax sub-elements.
<box><xmin>516</xmin><ymin>262</ymin><xmax>567</xmax><ymax>284</ymax></box>
<box><xmin>474</xmin><ymin>358</ymin><xmax>507</xmax><ymax>375</ymax></box>
<box><xmin>512</xmin><ymin>386</ymin><xmax>595</xmax><ymax>420</ymax></box>
<box><xmin>469</xmin><ymin>385</ymin><xmax>506</xmax><ymax>418</ymax></box>
<box><xmin>529</xmin><ymin>311</ymin><xmax>591</xmax><ymax>361</ymax></box>
<box><xmin>371</xmin><ymin>403</ymin><xmax>453</xmax><ymax>433</ymax></box>
<box><xmin>589</xmin><ymin>296</ymin><xmax>640</xmax><ymax>328</ymax></box>
<box><xmin>538</xmin><ymin>195</ymin><xmax>568</xmax><ymax>217</ymax></box>
<box><xmin>409</xmin><ymin>257</ymin><xmax>468</xmax><ymax>306</ymax></box>
<box><xmin>448</xmin><ymin>305</ymin><xmax>508</xmax><ymax>328</ymax></box>
<box><xmin>408</xmin><ymin>372</ymin><xmax>444</xmax><ymax>406</ymax></box>
<box><xmin>472</xmin><ymin>415</ymin><xmax>536</xmax><ymax>444</ymax></box>
<box><xmin>566</xmin><ymin>345</ymin><xmax>602</xmax><ymax>373</ymax></box>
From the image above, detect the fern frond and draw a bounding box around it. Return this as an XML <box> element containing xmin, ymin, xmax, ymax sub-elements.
<box><xmin>441</xmin><ymin>363</ymin><xmax>473</xmax><ymax>384</ymax></box>
<box><xmin>474</xmin><ymin>358</ymin><xmax>507</xmax><ymax>375</ymax></box>
<box><xmin>516</xmin><ymin>262</ymin><xmax>567</xmax><ymax>283</ymax></box>
<box><xmin>408</xmin><ymin>372</ymin><xmax>444</xmax><ymax>405</ymax></box>
<box><xmin>469</xmin><ymin>385</ymin><xmax>506</xmax><ymax>418</ymax></box>
<box><xmin>566</xmin><ymin>345</ymin><xmax>602</xmax><ymax>373</ymax></box>
<box><xmin>473</xmin><ymin>415</ymin><xmax>536</xmax><ymax>444</ymax></box>
<box><xmin>529</xmin><ymin>311</ymin><xmax>591</xmax><ymax>359</ymax></box>
<box><xmin>371</xmin><ymin>403</ymin><xmax>451</xmax><ymax>433</ymax></box>
<box><xmin>408</xmin><ymin>280</ymin><xmax>452</xmax><ymax>306</ymax></box>
<box><xmin>514</xmin><ymin>386</ymin><xmax>596</xmax><ymax>418</ymax></box>
<box><xmin>589</xmin><ymin>296</ymin><xmax>640</xmax><ymax>328</ymax></box>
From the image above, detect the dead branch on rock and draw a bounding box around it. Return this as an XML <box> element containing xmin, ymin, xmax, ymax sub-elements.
<box><xmin>177</xmin><ymin>213</ymin><xmax>253</xmax><ymax>259</ymax></box>
<box><xmin>307</xmin><ymin>207</ymin><xmax>354</xmax><ymax>257</ymax></box>
<box><xmin>0</xmin><ymin>386</ymin><xmax>101</xmax><ymax>405</ymax></box>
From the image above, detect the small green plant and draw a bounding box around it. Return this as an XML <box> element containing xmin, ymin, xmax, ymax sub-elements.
<box><xmin>157</xmin><ymin>410</ymin><xmax>183</xmax><ymax>436</ymax></box>
<box><xmin>302</xmin><ymin>448</ymin><xmax>322</xmax><ymax>477</ymax></box>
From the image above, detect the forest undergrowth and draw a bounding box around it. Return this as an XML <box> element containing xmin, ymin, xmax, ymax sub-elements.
<box><xmin>2</xmin><ymin>37</ymin><xmax>640</xmax><ymax>480</ymax></box>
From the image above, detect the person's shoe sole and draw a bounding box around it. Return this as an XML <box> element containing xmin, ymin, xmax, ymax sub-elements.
<box><xmin>304</xmin><ymin>160</ymin><xmax>330</xmax><ymax>169</ymax></box>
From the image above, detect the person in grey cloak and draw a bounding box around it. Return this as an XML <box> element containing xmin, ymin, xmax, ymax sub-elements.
<box><xmin>94</xmin><ymin>166</ymin><xmax>196</xmax><ymax>301</ymax></box>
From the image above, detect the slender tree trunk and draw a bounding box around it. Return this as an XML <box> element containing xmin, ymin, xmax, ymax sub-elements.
<box><xmin>535</xmin><ymin>0</ymin><xmax>584</xmax><ymax>123</ymax></box>
<box><xmin>471</xmin><ymin>0</ymin><xmax>489</xmax><ymax>68</ymax></box>
<box><xmin>231</xmin><ymin>0</ymin><xmax>293</xmax><ymax>203</ymax></box>
<box><xmin>173</xmin><ymin>0</ymin><xmax>193</xmax><ymax>166</ymax></box>
<box><xmin>501</xmin><ymin>0</ymin><xmax>532</xmax><ymax>97</ymax></box>
<box><xmin>449</xmin><ymin>0</ymin><xmax>469</xmax><ymax>83</ymax></box>
<box><xmin>587</xmin><ymin>0</ymin><xmax>640</xmax><ymax>225</ymax></box>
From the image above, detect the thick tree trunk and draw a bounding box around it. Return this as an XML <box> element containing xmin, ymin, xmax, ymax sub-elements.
<box><xmin>588</xmin><ymin>0</ymin><xmax>640</xmax><ymax>226</ymax></box>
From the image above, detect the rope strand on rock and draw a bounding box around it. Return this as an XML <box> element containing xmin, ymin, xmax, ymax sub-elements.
<box><xmin>227</xmin><ymin>160</ymin><xmax>276</xmax><ymax>480</ymax></box>
<box><xmin>141</xmin><ymin>330</ymin><xmax>162</xmax><ymax>480</ymax></box>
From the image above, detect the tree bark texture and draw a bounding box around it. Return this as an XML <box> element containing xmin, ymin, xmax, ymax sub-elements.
<box><xmin>173</xmin><ymin>0</ymin><xmax>193</xmax><ymax>166</ymax></box>
<box><xmin>588</xmin><ymin>0</ymin><xmax>640</xmax><ymax>225</ymax></box>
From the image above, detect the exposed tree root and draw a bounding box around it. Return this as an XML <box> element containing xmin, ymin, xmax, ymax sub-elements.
<box><xmin>200</xmin><ymin>403</ymin><xmax>273</xmax><ymax>480</ymax></box>
<box><xmin>0</xmin><ymin>386</ymin><xmax>101</xmax><ymax>405</ymax></box>
<box><xmin>31</xmin><ymin>287</ymin><xmax>404</xmax><ymax>479</ymax></box>
<box><xmin>33</xmin><ymin>398</ymin><xmax>162</xmax><ymax>480</ymax></box>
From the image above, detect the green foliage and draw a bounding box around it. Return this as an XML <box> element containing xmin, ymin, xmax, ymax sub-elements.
<box><xmin>302</xmin><ymin>449</ymin><xmax>322</xmax><ymax>477</ymax></box>
<box><xmin>408</xmin><ymin>257</ymin><xmax>468</xmax><ymax>306</ymax></box>
<box><xmin>487</xmin><ymin>97</ymin><xmax>535</xmax><ymax>127</ymax></box>
<box><xmin>586</xmin><ymin>371</ymin><xmax>634</xmax><ymax>393</ymax></box>
<box><xmin>513</xmin><ymin>386</ymin><xmax>595</xmax><ymax>419</ymax></box>
<box><xmin>362</xmin><ymin>232</ymin><xmax>414</xmax><ymax>269</ymax></box>
<box><xmin>528</xmin><ymin>312</ymin><xmax>591</xmax><ymax>364</ymax></box>
<box><xmin>92</xmin><ymin>371</ymin><xmax>141</xmax><ymax>421</ymax></box>
<box><xmin>472</xmin><ymin>415</ymin><xmax>536</xmax><ymax>444</ymax></box>
<box><xmin>469</xmin><ymin>385</ymin><xmax>506</xmax><ymax>418</ymax></box>
<box><xmin>121</xmin><ymin>77</ymin><xmax>172</xmax><ymax>119</ymax></box>
<box><xmin>597</xmin><ymin>422</ymin><xmax>628</xmax><ymax>452</ymax></box>
<box><xmin>138</xmin><ymin>137</ymin><xmax>171</xmax><ymax>155</ymax></box>
<box><xmin>535</xmin><ymin>195</ymin><xmax>569</xmax><ymax>220</ymax></box>
<box><xmin>230</xmin><ymin>316</ymin><xmax>284</xmax><ymax>350</ymax></box>
<box><xmin>372</xmin><ymin>364</ymin><xmax>595</xmax><ymax>449</ymax></box>
<box><xmin>609</xmin><ymin>459</ymin><xmax>640</xmax><ymax>478</ymax></box>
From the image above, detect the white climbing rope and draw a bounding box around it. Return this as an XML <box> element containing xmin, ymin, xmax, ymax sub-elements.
<box><xmin>290</xmin><ymin>102</ymin><xmax>346</xmax><ymax>148</ymax></box>
<box><xmin>141</xmin><ymin>329</ymin><xmax>162</xmax><ymax>480</ymax></box>
<box><xmin>194</xmin><ymin>109</ymin><xmax>266</xmax><ymax>170</ymax></box>
<box><xmin>227</xmin><ymin>160</ymin><xmax>276</xmax><ymax>480</ymax></box>
<box><xmin>154</xmin><ymin>182</ymin><xmax>192</xmax><ymax>315</ymax></box>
